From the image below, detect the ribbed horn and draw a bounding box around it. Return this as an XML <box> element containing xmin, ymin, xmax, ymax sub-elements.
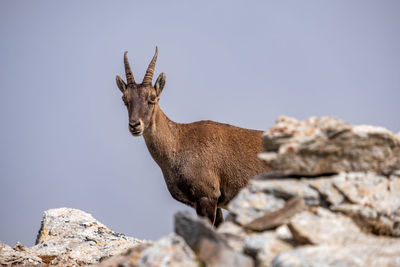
<box><xmin>143</xmin><ymin>47</ymin><xmax>158</xmax><ymax>85</ymax></box>
<box><xmin>124</xmin><ymin>51</ymin><xmax>136</xmax><ymax>85</ymax></box>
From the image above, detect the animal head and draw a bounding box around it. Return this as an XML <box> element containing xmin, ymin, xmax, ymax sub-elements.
<box><xmin>116</xmin><ymin>47</ymin><xmax>166</xmax><ymax>136</ymax></box>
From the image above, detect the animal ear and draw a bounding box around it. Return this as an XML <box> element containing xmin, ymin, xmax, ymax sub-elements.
<box><xmin>116</xmin><ymin>75</ymin><xmax>127</xmax><ymax>93</ymax></box>
<box><xmin>155</xmin><ymin>72</ymin><xmax>166</xmax><ymax>96</ymax></box>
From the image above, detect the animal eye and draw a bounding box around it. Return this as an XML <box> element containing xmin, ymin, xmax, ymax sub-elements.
<box><xmin>148</xmin><ymin>95</ymin><xmax>157</xmax><ymax>104</ymax></box>
<box><xmin>122</xmin><ymin>96</ymin><xmax>128</xmax><ymax>105</ymax></box>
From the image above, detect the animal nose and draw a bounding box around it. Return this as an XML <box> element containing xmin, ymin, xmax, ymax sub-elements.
<box><xmin>129</xmin><ymin>121</ymin><xmax>141</xmax><ymax>130</ymax></box>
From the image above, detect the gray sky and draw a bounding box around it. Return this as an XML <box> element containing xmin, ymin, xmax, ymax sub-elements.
<box><xmin>1</xmin><ymin>1</ymin><xmax>399</xmax><ymax>246</ymax></box>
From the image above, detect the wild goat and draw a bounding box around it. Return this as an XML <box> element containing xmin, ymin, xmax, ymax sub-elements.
<box><xmin>115</xmin><ymin>48</ymin><xmax>269</xmax><ymax>226</ymax></box>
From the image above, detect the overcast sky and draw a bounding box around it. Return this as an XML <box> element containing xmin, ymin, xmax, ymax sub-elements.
<box><xmin>1</xmin><ymin>1</ymin><xmax>399</xmax><ymax>246</ymax></box>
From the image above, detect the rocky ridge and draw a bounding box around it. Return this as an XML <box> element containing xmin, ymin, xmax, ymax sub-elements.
<box><xmin>1</xmin><ymin>116</ymin><xmax>399</xmax><ymax>266</ymax></box>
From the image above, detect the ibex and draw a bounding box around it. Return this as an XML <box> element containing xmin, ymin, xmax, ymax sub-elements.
<box><xmin>115</xmin><ymin>48</ymin><xmax>269</xmax><ymax>226</ymax></box>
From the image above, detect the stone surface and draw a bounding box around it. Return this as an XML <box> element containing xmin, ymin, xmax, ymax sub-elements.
<box><xmin>174</xmin><ymin>210</ymin><xmax>226</xmax><ymax>252</ymax></box>
<box><xmin>0</xmin><ymin>242</ymin><xmax>42</xmax><ymax>266</ymax></box>
<box><xmin>96</xmin><ymin>234</ymin><xmax>198</xmax><ymax>267</ymax></box>
<box><xmin>251</xmin><ymin>178</ymin><xmax>320</xmax><ymax>205</ymax></box>
<box><xmin>259</xmin><ymin>116</ymin><xmax>400</xmax><ymax>175</ymax></box>
<box><xmin>243</xmin><ymin>232</ymin><xmax>292</xmax><ymax>267</ymax></box>
<box><xmin>138</xmin><ymin>234</ymin><xmax>198</xmax><ymax>267</ymax></box>
<box><xmin>245</xmin><ymin>197</ymin><xmax>305</xmax><ymax>231</ymax></box>
<box><xmin>0</xmin><ymin>208</ymin><xmax>145</xmax><ymax>266</ymax></box>
<box><xmin>272</xmin><ymin>244</ymin><xmax>400</xmax><ymax>267</ymax></box>
<box><xmin>231</xmin><ymin>171</ymin><xmax>400</xmax><ymax>238</ymax></box>
<box><xmin>34</xmin><ymin>208</ymin><xmax>144</xmax><ymax>265</ymax></box>
<box><xmin>288</xmin><ymin>207</ymin><xmax>367</xmax><ymax>245</ymax></box>
<box><xmin>216</xmin><ymin>221</ymin><xmax>247</xmax><ymax>252</ymax></box>
<box><xmin>199</xmin><ymin>239</ymin><xmax>254</xmax><ymax>267</ymax></box>
<box><xmin>227</xmin><ymin>185</ymin><xmax>286</xmax><ymax>225</ymax></box>
<box><xmin>330</xmin><ymin>172</ymin><xmax>400</xmax><ymax>237</ymax></box>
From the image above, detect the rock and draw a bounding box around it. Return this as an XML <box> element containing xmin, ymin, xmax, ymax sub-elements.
<box><xmin>244</xmin><ymin>197</ymin><xmax>305</xmax><ymax>231</ymax></box>
<box><xmin>275</xmin><ymin>225</ymin><xmax>293</xmax><ymax>241</ymax></box>
<box><xmin>0</xmin><ymin>242</ymin><xmax>42</xmax><ymax>266</ymax></box>
<box><xmin>251</xmin><ymin>178</ymin><xmax>320</xmax><ymax>205</ymax></box>
<box><xmin>198</xmin><ymin>239</ymin><xmax>254</xmax><ymax>267</ymax></box>
<box><xmin>33</xmin><ymin>208</ymin><xmax>144</xmax><ymax>265</ymax></box>
<box><xmin>329</xmin><ymin>172</ymin><xmax>400</xmax><ymax>237</ymax></box>
<box><xmin>174</xmin><ymin>211</ymin><xmax>227</xmax><ymax>252</ymax></box>
<box><xmin>288</xmin><ymin>207</ymin><xmax>367</xmax><ymax>245</ymax></box>
<box><xmin>94</xmin><ymin>243</ymin><xmax>151</xmax><ymax>267</ymax></box>
<box><xmin>259</xmin><ymin>116</ymin><xmax>400</xmax><ymax>175</ymax></box>
<box><xmin>232</xmin><ymin>171</ymin><xmax>400</xmax><ymax>238</ymax></box>
<box><xmin>0</xmin><ymin>208</ymin><xmax>145</xmax><ymax>266</ymax></box>
<box><xmin>216</xmin><ymin>221</ymin><xmax>247</xmax><ymax>252</ymax></box>
<box><xmin>308</xmin><ymin>175</ymin><xmax>345</xmax><ymax>206</ymax></box>
<box><xmin>228</xmin><ymin>177</ymin><xmax>318</xmax><ymax>226</ymax></box>
<box><xmin>227</xmin><ymin>185</ymin><xmax>286</xmax><ymax>225</ymax></box>
<box><xmin>95</xmin><ymin>234</ymin><xmax>198</xmax><ymax>267</ymax></box>
<box><xmin>243</xmin><ymin>232</ymin><xmax>292</xmax><ymax>267</ymax></box>
<box><xmin>272</xmin><ymin>244</ymin><xmax>400</xmax><ymax>267</ymax></box>
<box><xmin>138</xmin><ymin>234</ymin><xmax>198</xmax><ymax>267</ymax></box>
<box><xmin>332</xmin><ymin>204</ymin><xmax>400</xmax><ymax>237</ymax></box>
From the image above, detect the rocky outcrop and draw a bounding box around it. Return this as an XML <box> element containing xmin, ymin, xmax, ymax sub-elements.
<box><xmin>224</xmin><ymin>116</ymin><xmax>400</xmax><ymax>266</ymax></box>
<box><xmin>0</xmin><ymin>208</ymin><xmax>145</xmax><ymax>266</ymax></box>
<box><xmin>1</xmin><ymin>116</ymin><xmax>399</xmax><ymax>267</ymax></box>
<box><xmin>259</xmin><ymin>116</ymin><xmax>400</xmax><ymax>175</ymax></box>
<box><xmin>97</xmin><ymin>233</ymin><xmax>198</xmax><ymax>267</ymax></box>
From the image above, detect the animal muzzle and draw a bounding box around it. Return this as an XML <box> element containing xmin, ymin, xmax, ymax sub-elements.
<box><xmin>129</xmin><ymin>120</ymin><xmax>143</xmax><ymax>136</ymax></box>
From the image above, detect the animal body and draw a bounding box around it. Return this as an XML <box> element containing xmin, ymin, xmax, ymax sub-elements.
<box><xmin>115</xmin><ymin>48</ymin><xmax>269</xmax><ymax>226</ymax></box>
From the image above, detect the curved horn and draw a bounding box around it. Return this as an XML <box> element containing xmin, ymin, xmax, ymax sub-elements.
<box><xmin>142</xmin><ymin>47</ymin><xmax>158</xmax><ymax>85</ymax></box>
<box><xmin>124</xmin><ymin>51</ymin><xmax>136</xmax><ymax>85</ymax></box>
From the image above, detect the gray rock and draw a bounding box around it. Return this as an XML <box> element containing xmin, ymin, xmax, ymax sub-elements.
<box><xmin>96</xmin><ymin>234</ymin><xmax>198</xmax><ymax>267</ymax></box>
<box><xmin>288</xmin><ymin>207</ymin><xmax>366</xmax><ymax>245</ymax></box>
<box><xmin>174</xmin><ymin>211</ymin><xmax>227</xmax><ymax>252</ymax></box>
<box><xmin>0</xmin><ymin>208</ymin><xmax>145</xmax><ymax>266</ymax></box>
<box><xmin>199</xmin><ymin>239</ymin><xmax>254</xmax><ymax>267</ymax></box>
<box><xmin>33</xmin><ymin>208</ymin><xmax>144</xmax><ymax>265</ymax></box>
<box><xmin>0</xmin><ymin>242</ymin><xmax>42</xmax><ymax>266</ymax></box>
<box><xmin>243</xmin><ymin>232</ymin><xmax>292</xmax><ymax>267</ymax></box>
<box><xmin>217</xmin><ymin>221</ymin><xmax>247</xmax><ymax>252</ymax></box>
<box><xmin>228</xmin><ymin>177</ymin><xmax>319</xmax><ymax>226</ymax></box>
<box><xmin>288</xmin><ymin>207</ymin><xmax>400</xmax><ymax>248</ymax></box>
<box><xmin>308</xmin><ymin>175</ymin><xmax>345</xmax><ymax>206</ymax></box>
<box><xmin>227</xmin><ymin>183</ymin><xmax>286</xmax><ymax>225</ymax></box>
<box><xmin>330</xmin><ymin>172</ymin><xmax>400</xmax><ymax>237</ymax></box>
<box><xmin>272</xmin><ymin>244</ymin><xmax>400</xmax><ymax>267</ymax></box>
<box><xmin>259</xmin><ymin>116</ymin><xmax>400</xmax><ymax>175</ymax></box>
<box><xmin>138</xmin><ymin>234</ymin><xmax>198</xmax><ymax>267</ymax></box>
<box><xmin>251</xmin><ymin>178</ymin><xmax>320</xmax><ymax>205</ymax></box>
<box><xmin>244</xmin><ymin>197</ymin><xmax>305</xmax><ymax>232</ymax></box>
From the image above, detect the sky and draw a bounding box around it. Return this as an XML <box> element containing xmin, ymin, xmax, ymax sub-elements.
<box><xmin>0</xmin><ymin>1</ymin><xmax>399</xmax><ymax>246</ymax></box>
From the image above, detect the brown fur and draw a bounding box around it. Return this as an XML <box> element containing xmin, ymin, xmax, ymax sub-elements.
<box><xmin>116</xmin><ymin>48</ymin><xmax>269</xmax><ymax>226</ymax></box>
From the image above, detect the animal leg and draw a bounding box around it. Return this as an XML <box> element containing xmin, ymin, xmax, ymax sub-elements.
<box><xmin>214</xmin><ymin>208</ymin><xmax>224</xmax><ymax>227</ymax></box>
<box><xmin>196</xmin><ymin>197</ymin><xmax>217</xmax><ymax>225</ymax></box>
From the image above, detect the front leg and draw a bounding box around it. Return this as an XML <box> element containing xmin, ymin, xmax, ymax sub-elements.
<box><xmin>196</xmin><ymin>197</ymin><xmax>218</xmax><ymax>225</ymax></box>
<box><xmin>214</xmin><ymin>208</ymin><xmax>224</xmax><ymax>227</ymax></box>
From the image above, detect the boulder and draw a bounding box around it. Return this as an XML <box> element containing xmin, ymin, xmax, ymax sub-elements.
<box><xmin>174</xmin><ymin>211</ymin><xmax>227</xmax><ymax>252</ymax></box>
<box><xmin>0</xmin><ymin>208</ymin><xmax>145</xmax><ymax>266</ymax></box>
<box><xmin>199</xmin><ymin>239</ymin><xmax>254</xmax><ymax>267</ymax></box>
<box><xmin>96</xmin><ymin>234</ymin><xmax>198</xmax><ymax>267</ymax></box>
<box><xmin>243</xmin><ymin>232</ymin><xmax>292</xmax><ymax>267</ymax></box>
<box><xmin>259</xmin><ymin>116</ymin><xmax>400</xmax><ymax>176</ymax></box>
<box><xmin>272</xmin><ymin>244</ymin><xmax>400</xmax><ymax>267</ymax></box>
<box><xmin>137</xmin><ymin>234</ymin><xmax>198</xmax><ymax>267</ymax></box>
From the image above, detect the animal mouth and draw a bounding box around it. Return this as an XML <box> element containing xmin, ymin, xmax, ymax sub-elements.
<box><xmin>130</xmin><ymin>129</ymin><xmax>143</xmax><ymax>136</ymax></box>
